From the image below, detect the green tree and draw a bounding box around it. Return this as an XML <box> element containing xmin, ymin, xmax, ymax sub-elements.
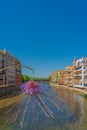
<box><xmin>22</xmin><ymin>74</ymin><xmax>30</xmax><ymax>82</ymax></box>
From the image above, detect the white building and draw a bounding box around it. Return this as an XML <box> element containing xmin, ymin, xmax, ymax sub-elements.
<box><xmin>73</xmin><ymin>57</ymin><xmax>87</xmax><ymax>88</ymax></box>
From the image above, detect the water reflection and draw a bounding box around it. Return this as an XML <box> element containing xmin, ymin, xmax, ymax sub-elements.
<box><xmin>54</xmin><ymin>87</ymin><xmax>87</xmax><ymax>130</ymax></box>
<box><xmin>0</xmin><ymin>84</ymin><xmax>87</xmax><ymax>130</ymax></box>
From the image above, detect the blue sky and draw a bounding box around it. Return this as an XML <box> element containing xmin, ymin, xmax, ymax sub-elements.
<box><xmin>0</xmin><ymin>0</ymin><xmax>87</xmax><ymax>77</ymax></box>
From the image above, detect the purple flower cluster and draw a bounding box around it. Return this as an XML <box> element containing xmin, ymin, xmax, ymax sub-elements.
<box><xmin>21</xmin><ymin>81</ymin><xmax>43</xmax><ymax>96</ymax></box>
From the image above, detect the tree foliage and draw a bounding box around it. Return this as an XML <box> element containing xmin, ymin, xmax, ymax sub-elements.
<box><xmin>22</xmin><ymin>74</ymin><xmax>50</xmax><ymax>83</ymax></box>
<box><xmin>22</xmin><ymin>74</ymin><xmax>30</xmax><ymax>82</ymax></box>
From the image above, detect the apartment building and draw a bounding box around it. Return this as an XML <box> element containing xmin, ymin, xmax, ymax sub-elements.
<box><xmin>50</xmin><ymin>70</ymin><xmax>66</xmax><ymax>85</ymax></box>
<box><xmin>73</xmin><ymin>57</ymin><xmax>87</xmax><ymax>88</ymax></box>
<box><xmin>50</xmin><ymin>73</ymin><xmax>56</xmax><ymax>82</ymax></box>
<box><xmin>50</xmin><ymin>57</ymin><xmax>87</xmax><ymax>88</ymax></box>
<box><xmin>0</xmin><ymin>49</ymin><xmax>22</xmax><ymax>87</ymax></box>
<box><xmin>65</xmin><ymin>66</ymin><xmax>74</xmax><ymax>87</ymax></box>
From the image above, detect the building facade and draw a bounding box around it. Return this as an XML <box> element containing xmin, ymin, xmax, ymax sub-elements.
<box><xmin>50</xmin><ymin>73</ymin><xmax>56</xmax><ymax>82</ymax></box>
<box><xmin>50</xmin><ymin>70</ymin><xmax>66</xmax><ymax>85</ymax></box>
<box><xmin>65</xmin><ymin>66</ymin><xmax>74</xmax><ymax>87</ymax></box>
<box><xmin>0</xmin><ymin>49</ymin><xmax>22</xmax><ymax>87</ymax></box>
<box><xmin>58</xmin><ymin>70</ymin><xmax>66</xmax><ymax>85</ymax></box>
<box><xmin>73</xmin><ymin>57</ymin><xmax>87</xmax><ymax>88</ymax></box>
<box><xmin>50</xmin><ymin>57</ymin><xmax>87</xmax><ymax>88</ymax></box>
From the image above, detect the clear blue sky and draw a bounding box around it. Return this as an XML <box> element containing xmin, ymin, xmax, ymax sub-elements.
<box><xmin>0</xmin><ymin>0</ymin><xmax>87</xmax><ymax>77</ymax></box>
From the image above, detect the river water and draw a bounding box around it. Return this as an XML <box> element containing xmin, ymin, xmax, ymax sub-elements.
<box><xmin>0</xmin><ymin>84</ymin><xmax>87</xmax><ymax>130</ymax></box>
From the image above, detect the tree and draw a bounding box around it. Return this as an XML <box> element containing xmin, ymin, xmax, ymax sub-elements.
<box><xmin>22</xmin><ymin>74</ymin><xmax>30</xmax><ymax>82</ymax></box>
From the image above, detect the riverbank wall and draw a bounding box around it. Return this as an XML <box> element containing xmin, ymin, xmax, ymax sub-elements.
<box><xmin>50</xmin><ymin>83</ymin><xmax>87</xmax><ymax>97</ymax></box>
<box><xmin>0</xmin><ymin>85</ymin><xmax>21</xmax><ymax>99</ymax></box>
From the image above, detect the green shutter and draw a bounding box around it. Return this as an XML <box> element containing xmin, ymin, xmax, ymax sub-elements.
<box><xmin>56</xmin><ymin>73</ymin><xmax>59</xmax><ymax>81</ymax></box>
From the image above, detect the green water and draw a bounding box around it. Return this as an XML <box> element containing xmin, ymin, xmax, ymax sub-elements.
<box><xmin>0</xmin><ymin>84</ymin><xmax>87</xmax><ymax>130</ymax></box>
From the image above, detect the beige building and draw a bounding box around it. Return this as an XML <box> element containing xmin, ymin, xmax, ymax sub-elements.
<box><xmin>65</xmin><ymin>66</ymin><xmax>74</xmax><ymax>87</ymax></box>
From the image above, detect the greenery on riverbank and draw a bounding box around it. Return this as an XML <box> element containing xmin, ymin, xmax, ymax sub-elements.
<box><xmin>83</xmin><ymin>94</ymin><xmax>87</xmax><ymax>98</ymax></box>
<box><xmin>22</xmin><ymin>74</ymin><xmax>50</xmax><ymax>82</ymax></box>
<box><xmin>0</xmin><ymin>75</ymin><xmax>50</xmax><ymax>99</ymax></box>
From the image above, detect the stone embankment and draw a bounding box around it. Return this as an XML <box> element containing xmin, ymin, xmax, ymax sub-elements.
<box><xmin>50</xmin><ymin>83</ymin><xmax>87</xmax><ymax>97</ymax></box>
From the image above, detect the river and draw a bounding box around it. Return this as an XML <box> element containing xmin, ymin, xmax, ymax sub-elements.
<box><xmin>0</xmin><ymin>84</ymin><xmax>87</xmax><ymax>130</ymax></box>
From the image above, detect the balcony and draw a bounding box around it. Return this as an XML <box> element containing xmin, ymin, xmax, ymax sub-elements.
<box><xmin>74</xmin><ymin>74</ymin><xmax>82</xmax><ymax>77</ymax></box>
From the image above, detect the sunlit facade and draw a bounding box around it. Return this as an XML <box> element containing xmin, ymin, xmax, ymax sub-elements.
<box><xmin>73</xmin><ymin>57</ymin><xmax>87</xmax><ymax>88</ymax></box>
<box><xmin>65</xmin><ymin>66</ymin><xmax>74</xmax><ymax>87</ymax></box>
<box><xmin>50</xmin><ymin>70</ymin><xmax>66</xmax><ymax>85</ymax></box>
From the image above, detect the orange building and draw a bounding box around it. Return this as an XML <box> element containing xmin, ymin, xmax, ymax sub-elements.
<box><xmin>50</xmin><ymin>66</ymin><xmax>74</xmax><ymax>86</ymax></box>
<box><xmin>50</xmin><ymin>73</ymin><xmax>56</xmax><ymax>82</ymax></box>
<box><xmin>57</xmin><ymin>70</ymin><xmax>66</xmax><ymax>85</ymax></box>
<box><xmin>50</xmin><ymin>70</ymin><xmax>66</xmax><ymax>85</ymax></box>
